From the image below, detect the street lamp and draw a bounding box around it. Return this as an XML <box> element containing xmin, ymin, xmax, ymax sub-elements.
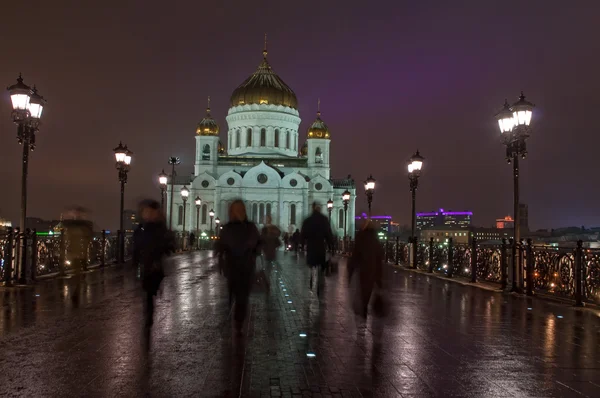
<box><xmin>195</xmin><ymin>196</ymin><xmax>201</xmax><ymax>249</ymax></box>
<box><xmin>181</xmin><ymin>186</ymin><xmax>189</xmax><ymax>249</ymax></box>
<box><xmin>158</xmin><ymin>170</ymin><xmax>168</xmax><ymax>212</ymax></box>
<box><xmin>495</xmin><ymin>92</ymin><xmax>534</xmax><ymax>293</ymax></box>
<box><xmin>342</xmin><ymin>190</ymin><xmax>350</xmax><ymax>243</ymax></box>
<box><xmin>167</xmin><ymin>156</ymin><xmax>181</xmax><ymax>229</ymax></box>
<box><xmin>327</xmin><ymin>199</ymin><xmax>333</xmax><ymax>224</ymax></box>
<box><xmin>364</xmin><ymin>175</ymin><xmax>376</xmax><ymax>216</ymax></box>
<box><xmin>408</xmin><ymin>150</ymin><xmax>424</xmax><ymax>269</ymax></box>
<box><xmin>7</xmin><ymin>75</ymin><xmax>46</xmax><ymax>282</ymax></box>
<box><xmin>209</xmin><ymin>209</ymin><xmax>215</xmax><ymax>237</ymax></box>
<box><xmin>114</xmin><ymin>142</ymin><xmax>133</xmax><ymax>263</ymax></box>
<box><xmin>215</xmin><ymin>217</ymin><xmax>221</xmax><ymax>237</ymax></box>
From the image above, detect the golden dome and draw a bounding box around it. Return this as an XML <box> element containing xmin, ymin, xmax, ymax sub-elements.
<box><xmin>307</xmin><ymin>108</ymin><xmax>331</xmax><ymax>140</ymax></box>
<box><xmin>230</xmin><ymin>48</ymin><xmax>298</xmax><ymax>109</ymax></box>
<box><xmin>300</xmin><ymin>141</ymin><xmax>308</xmax><ymax>157</ymax></box>
<box><xmin>196</xmin><ymin>97</ymin><xmax>219</xmax><ymax>136</ymax></box>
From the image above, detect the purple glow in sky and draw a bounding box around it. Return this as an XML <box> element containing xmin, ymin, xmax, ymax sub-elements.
<box><xmin>1</xmin><ymin>1</ymin><xmax>600</xmax><ymax>230</ymax></box>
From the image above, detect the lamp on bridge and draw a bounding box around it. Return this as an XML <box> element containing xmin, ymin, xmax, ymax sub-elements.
<box><xmin>209</xmin><ymin>209</ymin><xmax>215</xmax><ymax>237</ymax></box>
<box><xmin>408</xmin><ymin>150</ymin><xmax>424</xmax><ymax>269</ymax></box>
<box><xmin>327</xmin><ymin>199</ymin><xmax>333</xmax><ymax>224</ymax></box>
<box><xmin>215</xmin><ymin>217</ymin><xmax>221</xmax><ymax>237</ymax></box>
<box><xmin>364</xmin><ymin>175</ymin><xmax>376</xmax><ymax>217</ymax></box>
<box><xmin>114</xmin><ymin>142</ymin><xmax>133</xmax><ymax>264</ymax></box>
<box><xmin>7</xmin><ymin>75</ymin><xmax>46</xmax><ymax>283</ymax></box>
<box><xmin>158</xmin><ymin>170</ymin><xmax>168</xmax><ymax>212</ymax></box>
<box><xmin>181</xmin><ymin>186</ymin><xmax>189</xmax><ymax>249</ymax></box>
<box><xmin>195</xmin><ymin>196</ymin><xmax>202</xmax><ymax>248</ymax></box>
<box><xmin>342</xmin><ymin>190</ymin><xmax>351</xmax><ymax>242</ymax></box>
<box><xmin>495</xmin><ymin>92</ymin><xmax>534</xmax><ymax>294</ymax></box>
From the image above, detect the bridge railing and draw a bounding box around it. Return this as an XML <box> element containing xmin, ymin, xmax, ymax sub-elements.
<box><xmin>1</xmin><ymin>228</ymin><xmax>133</xmax><ymax>284</ymax></box>
<box><xmin>381</xmin><ymin>237</ymin><xmax>600</xmax><ymax>305</ymax></box>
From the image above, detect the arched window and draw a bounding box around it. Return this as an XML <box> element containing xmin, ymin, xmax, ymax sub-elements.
<box><xmin>247</xmin><ymin>128</ymin><xmax>252</xmax><ymax>146</ymax></box>
<box><xmin>201</xmin><ymin>204</ymin><xmax>207</xmax><ymax>224</ymax></box>
<box><xmin>259</xmin><ymin>203</ymin><xmax>265</xmax><ymax>224</ymax></box>
<box><xmin>294</xmin><ymin>138</ymin><xmax>297</xmax><ymax>151</ymax></box>
<box><xmin>290</xmin><ymin>204</ymin><xmax>296</xmax><ymax>225</ymax></box>
<box><xmin>178</xmin><ymin>205</ymin><xmax>184</xmax><ymax>225</ymax></box>
<box><xmin>252</xmin><ymin>203</ymin><xmax>258</xmax><ymax>221</ymax></box>
<box><xmin>236</xmin><ymin>130</ymin><xmax>240</xmax><ymax>148</ymax></box>
<box><xmin>202</xmin><ymin>144</ymin><xmax>211</xmax><ymax>160</ymax></box>
<box><xmin>338</xmin><ymin>209</ymin><xmax>344</xmax><ymax>229</ymax></box>
<box><xmin>260</xmin><ymin>129</ymin><xmax>266</xmax><ymax>146</ymax></box>
<box><xmin>266</xmin><ymin>203</ymin><xmax>272</xmax><ymax>217</ymax></box>
<box><xmin>286</xmin><ymin>131</ymin><xmax>290</xmax><ymax>149</ymax></box>
<box><xmin>315</xmin><ymin>147</ymin><xmax>323</xmax><ymax>164</ymax></box>
<box><xmin>274</xmin><ymin>129</ymin><xmax>279</xmax><ymax>147</ymax></box>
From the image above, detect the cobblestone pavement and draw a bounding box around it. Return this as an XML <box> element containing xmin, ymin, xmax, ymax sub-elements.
<box><xmin>1</xmin><ymin>251</ymin><xmax>600</xmax><ymax>397</ymax></box>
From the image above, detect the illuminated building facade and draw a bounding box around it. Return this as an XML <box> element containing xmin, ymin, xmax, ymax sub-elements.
<box><xmin>166</xmin><ymin>45</ymin><xmax>356</xmax><ymax>238</ymax></box>
<box><xmin>496</xmin><ymin>215</ymin><xmax>515</xmax><ymax>229</ymax></box>
<box><xmin>416</xmin><ymin>208</ymin><xmax>473</xmax><ymax>230</ymax></box>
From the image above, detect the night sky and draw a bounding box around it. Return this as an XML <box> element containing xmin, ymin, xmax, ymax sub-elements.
<box><xmin>1</xmin><ymin>0</ymin><xmax>599</xmax><ymax>231</ymax></box>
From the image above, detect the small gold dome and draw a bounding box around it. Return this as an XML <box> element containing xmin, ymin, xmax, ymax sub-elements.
<box><xmin>196</xmin><ymin>97</ymin><xmax>219</xmax><ymax>136</ymax></box>
<box><xmin>300</xmin><ymin>141</ymin><xmax>308</xmax><ymax>157</ymax></box>
<box><xmin>230</xmin><ymin>49</ymin><xmax>298</xmax><ymax>109</ymax></box>
<box><xmin>218</xmin><ymin>141</ymin><xmax>225</xmax><ymax>155</ymax></box>
<box><xmin>307</xmin><ymin>110</ymin><xmax>331</xmax><ymax>139</ymax></box>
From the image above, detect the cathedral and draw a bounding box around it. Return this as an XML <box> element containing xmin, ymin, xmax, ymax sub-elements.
<box><xmin>165</xmin><ymin>46</ymin><xmax>356</xmax><ymax>239</ymax></box>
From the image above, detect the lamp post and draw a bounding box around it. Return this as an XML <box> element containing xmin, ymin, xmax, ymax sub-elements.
<box><xmin>215</xmin><ymin>217</ymin><xmax>221</xmax><ymax>237</ymax></box>
<box><xmin>408</xmin><ymin>151</ymin><xmax>424</xmax><ymax>269</ymax></box>
<box><xmin>209</xmin><ymin>209</ymin><xmax>215</xmax><ymax>237</ymax></box>
<box><xmin>495</xmin><ymin>92</ymin><xmax>534</xmax><ymax>293</ymax></box>
<box><xmin>158</xmin><ymin>170</ymin><xmax>168</xmax><ymax>212</ymax></box>
<box><xmin>195</xmin><ymin>196</ymin><xmax>201</xmax><ymax>248</ymax></box>
<box><xmin>167</xmin><ymin>156</ymin><xmax>181</xmax><ymax>229</ymax></box>
<box><xmin>7</xmin><ymin>75</ymin><xmax>46</xmax><ymax>282</ymax></box>
<box><xmin>114</xmin><ymin>142</ymin><xmax>133</xmax><ymax>263</ymax></box>
<box><xmin>181</xmin><ymin>186</ymin><xmax>189</xmax><ymax>250</ymax></box>
<box><xmin>364</xmin><ymin>175</ymin><xmax>376</xmax><ymax>217</ymax></box>
<box><xmin>327</xmin><ymin>199</ymin><xmax>333</xmax><ymax>224</ymax></box>
<box><xmin>342</xmin><ymin>190</ymin><xmax>350</xmax><ymax>245</ymax></box>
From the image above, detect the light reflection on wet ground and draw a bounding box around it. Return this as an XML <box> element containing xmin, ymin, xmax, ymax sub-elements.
<box><xmin>0</xmin><ymin>251</ymin><xmax>599</xmax><ymax>397</ymax></box>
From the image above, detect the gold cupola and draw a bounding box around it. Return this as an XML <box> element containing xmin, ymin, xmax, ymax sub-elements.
<box><xmin>230</xmin><ymin>37</ymin><xmax>298</xmax><ymax>109</ymax></box>
<box><xmin>196</xmin><ymin>96</ymin><xmax>219</xmax><ymax>136</ymax></box>
<box><xmin>307</xmin><ymin>99</ymin><xmax>330</xmax><ymax>139</ymax></box>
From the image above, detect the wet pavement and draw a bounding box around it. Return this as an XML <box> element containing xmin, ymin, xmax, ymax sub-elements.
<box><xmin>1</xmin><ymin>251</ymin><xmax>600</xmax><ymax>397</ymax></box>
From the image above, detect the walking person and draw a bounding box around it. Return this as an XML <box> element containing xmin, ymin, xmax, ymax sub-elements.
<box><xmin>138</xmin><ymin>199</ymin><xmax>172</xmax><ymax>328</ymax></box>
<box><xmin>300</xmin><ymin>203</ymin><xmax>334</xmax><ymax>295</ymax></box>
<box><xmin>348</xmin><ymin>219</ymin><xmax>384</xmax><ymax>318</ymax></box>
<box><xmin>291</xmin><ymin>229</ymin><xmax>300</xmax><ymax>252</ymax></box>
<box><xmin>62</xmin><ymin>207</ymin><xmax>93</xmax><ymax>305</ymax></box>
<box><xmin>260</xmin><ymin>215</ymin><xmax>281</xmax><ymax>291</ymax></box>
<box><xmin>215</xmin><ymin>200</ymin><xmax>261</xmax><ymax>333</ymax></box>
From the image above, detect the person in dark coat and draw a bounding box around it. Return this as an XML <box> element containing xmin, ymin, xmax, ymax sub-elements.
<box><xmin>132</xmin><ymin>223</ymin><xmax>144</xmax><ymax>270</ymax></box>
<box><xmin>291</xmin><ymin>229</ymin><xmax>300</xmax><ymax>252</ymax></box>
<box><xmin>138</xmin><ymin>199</ymin><xmax>172</xmax><ymax>327</ymax></box>
<box><xmin>348</xmin><ymin>219</ymin><xmax>384</xmax><ymax>317</ymax></box>
<box><xmin>301</xmin><ymin>203</ymin><xmax>334</xmax><ymax>292</ymax></box>
<box><xmin>215</xmin><ymin>200</ymin><xmax>261</xmax><ymax>333</ymax></box>
<box><xmin>62</xmin><ymin>207</ymin><xmax>93</xmax><ymax>305</ymax></box>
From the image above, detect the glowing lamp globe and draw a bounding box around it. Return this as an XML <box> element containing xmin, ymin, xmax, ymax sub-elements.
<box><xmin>7</xmin><ymin>75</ymin><xmax>31</xmax><ymax>113</ymax></box>
<box><xmin>27</xmin><ymin>86</ymin><xmax>45</xmax><ymax>120</ymax></box>
<box><xmin>342</xmin><ymin>190</ymin><xmax>351</xmax><ymax>202</ymax></box>
<box><xmin>511</xmin><ymin>92</ymin><xmax>534</xmax><ymax>127</ymax></box>
<box><xmin>364</xmin><ymin>175</ymin><xmax>376</xmax><ymax>192</ymax></box>
<box><xmin>181</xmin><ymin>186</ymin><xmax>189</xmax><ymax>199</ymax></box>
<box><xmin>327</xmin><ymin>199</ymin><xmax>333</xmax><ymax>209</ymax></box>
<box><xmin>114</xmin><ymin>142</ymin><xmax>127</xmax><ymax>164</ymax></box>
<box><xmin>158</xmin><ymin>170</ymin><xmax>168</xmax><ymax>187</ymax></box>
<box><xmin>495</xmin><ymin>99</ymin><xmax>514</xmax><ymax>133</ymax></box>
<box><xmin>408</xmin><ymin>151</ymin><xmax>424</xmax><ymax>174</ymax></box>
<box><xmin>209</xmin><ymin>209</ymin><xmax>215</xmax><ymax>218</ymax></box>
<box><xmin>195</xmin><ymin>196</ymin><xmax>201</xmax><ymax>207</ymax></box>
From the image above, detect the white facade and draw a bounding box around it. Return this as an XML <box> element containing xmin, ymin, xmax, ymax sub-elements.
<box><xmin>165</xmin><ymin>50</ymin><xmax>356</xmax><ymax>239</ymax></box>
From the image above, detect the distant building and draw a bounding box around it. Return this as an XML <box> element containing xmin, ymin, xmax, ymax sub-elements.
<box><xmin>25</xmin><ymin>217</ymin><xmax>61</xmax><ymax>232</ymax></box>
<box><xmin>420</xmin><ymin>225</ymin><xmax>513</xmax><ymax>245</ymax></box>
<box><xmin>0</xmin><ymin>217</ymin><xmax>11</xmax><ymax>231</ymax></box>
<box><xmin>420</xmin><ymin>226</ymin><xmax>470</xmax><ymax>244</ymax></box>
<box><xmin>416</xmin><ymin>208</ymin><xmax>473</xmax><ymax>230</ymax></box>
<box><xmin>355</xmin><ymin>214</ymin><xmax>392</xmax><ymax>237</ymax></box>
<box><xmin>123</xmin><ymin>210</ymin><xmax>139</xmax><ymax>233</ymax></box>
<box><xmin>496</xmin><ymin>215</ymin><xmax>514</xmax><ymax>229</ymax></box>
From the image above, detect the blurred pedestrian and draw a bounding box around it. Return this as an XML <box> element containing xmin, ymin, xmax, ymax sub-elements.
<box><xmin>215</xmin><ymin>200</ymin><xmax>261</xmax><ymax>333</ymax></box>
<box><xmin>189</xmin><ymin>232</ymin><xmax>195</xmax><ymax>250</ymax></box>
<box><xmin>261</xmin><ymin>215</ymin><xmax>281</xmax><ymax>264</ymax></box>
<box><xmin>132</xmin><ymin>223</ymin><xmax>143</xmax><ymax>271</ymax></box>
<box><xmin>62</xmin><ymin>206</ymin><xmax>93</xmax><ymax>305</ymax></box>
<box><xmin>138</xmin><ymin>199</ymin><xmax>172</xmax><ymax>327</ymax></box>
<box><xmin>283</xmin><ymin>232</ymin><xmax>289</xmax><ymax>251</ymax></box>
<box><xmin>301</xmin><ymin>203</ymin><xmax>334</xmax><ymax>294</ymax></box>
<box><xmin>292</xmin><ymin>229</ymin><xmax>300</xmax><ymax>252</ymax></box>
<box><xmin>348</xmin><ymin>219</ymin><xmax>384</xmax><ymax>318</ymax></box>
